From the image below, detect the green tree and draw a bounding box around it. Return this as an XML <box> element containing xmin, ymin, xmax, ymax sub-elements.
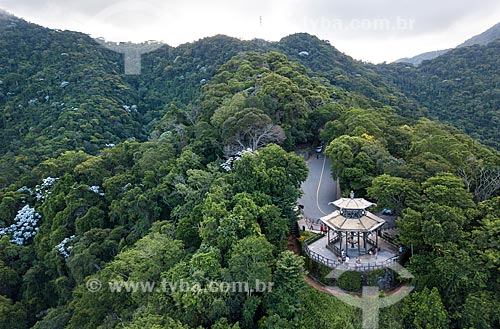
<box><xmin>231</xmin><ymin>144</ymin><xmax>308</xmax><ymax>215</ymax></box>
<box><xmin>0</xmin><ymin>295</ymin><xmax>27</xmax><ymax>329</ymax></box>
<box><xmin>367</xmin><ymin>174</ymin><xmax>420</xmax><ymax>214</ymax></box>
<box><xmin>458</xmin><ymin>291</ymin><xmax>500</xmax><ymax>329</ymax></box>
<box><xmin>403</xmin><ymin>287</ymin><xmax>449</xmax><ymax>329</ymax></box>
<box><xmin>259</xmin><ymin>204</ymin><xmax>289</xmax><ymax>248</ymax></box>
<box><xmin>421</xmin><ymin>173</ymin><xmax>475</xmax><ymax>209</ymax></box>
<box><xmin>299</xmin><ymin>288</ymin><xmax>360</xmax><ymax>329</ymax></box>
<box><xmin>228</xmin><ymin>236</ymin><xmax>274</xmax><ymax>291</ymax></box>
<box><xmin>264</xmin><ymin>251</ymin><xmax>306</xmax><ymax>320</ymax></box>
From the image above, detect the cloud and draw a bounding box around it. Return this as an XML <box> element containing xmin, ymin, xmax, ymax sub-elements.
<box><xmin>291</xmin><ymin>0</ymin><xmax>500</xmax><ymax>36</ymax></box>
<box><xmin>0</xmin><ymin>0</ymin><xmax>278</xmax><ymax>42</ymax></box>
<box><xmin>1</xmin><ymin>0</ymin><xmax>499</xmax><ymax>62</ymax></box>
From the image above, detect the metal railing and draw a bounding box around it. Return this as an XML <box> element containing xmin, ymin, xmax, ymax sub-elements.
<box><xmin>303</xmin><ymin>233</ymin><xmax>324</xmax><ymax>245</ymax></box>
<box><xmin>303</xmin><ymin>238</ymin><xmax>400</xmax><ymax>272</ymax></box>
<box><xmin>326</xmin><ymin>243</ymin><xmax>342</xmax><ymax>256</ymax></box>
<box><xmin>367</xmin><ymin>235</ymin><xmax>398</xmax><ymax>252</ymax></box>
<box><xmin>380</xmin><ymin>231</ymin><xmax>399</xmax><ymax>247</ymax></box>
<box><xmin>303</xmin><ymin>240</ymin><xmax>341</xmax><ymax>268</ymax></box>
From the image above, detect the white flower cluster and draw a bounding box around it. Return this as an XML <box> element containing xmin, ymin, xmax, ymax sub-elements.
<box><xmin>41</xmin><ymin>177</ymin><xmax>58</xmax><ymax>188</ymax></box>
<box><xmin>221</xmin><ymin>148</ymin><xmax>254</xmax><ymax>172</ymax></box>
<box><xmin>17</xmin><ymin>186</ymin><xmax>33</xmax><ymax>193</ymax></box>
<box><xmin>0</xmin><ymin>205</ymin><xmax>41</xmax><ymax>245</ymax></box>
<box><xmin>122</xmin><ymin>104</ymin><xmax>138</xmax><ymax>113</ymax></box>
<box><xmin>55</xmin><ymin>235</ymin><xmax>76</xmax><ymax>258</ymax></box>
<box><xmin>88</xmin><ymin>185</ymin><xmax>105</xmax><ymax>196</ymax></box>
<box><xmin>121</xmin><ymin>182</ymin><xmax>132</xmax><ymax>192</ymax></box>
<box><xmin>35</xmin><ymin>177</ymin><xmax>59</xmax><ymax>201</ymax></box>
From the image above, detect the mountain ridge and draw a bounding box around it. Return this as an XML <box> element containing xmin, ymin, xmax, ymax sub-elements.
<box><xmin>378</xmin><ymin>39</ymin><xmax>500</xmax><ymax>149</ymax></box>
<box><xmin>0</xmin><ymin>10</ymin><xmax>498</xmax><ymax>189</ymax></box>
<box><xmin>0</xmin><ymin>14</ymin><xmax>421</xmax><ymax>187</ymax></box>
<box><xmin>395</xmin><ymin>21</ymin><xmax>500</xmax><ymax>65</ymax></box>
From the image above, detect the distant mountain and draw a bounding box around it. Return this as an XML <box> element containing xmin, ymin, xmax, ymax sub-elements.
<box><xmin>458</xmin><ymin>21</ymin><xmax>500</xmax><ymax>47</ymax></box>
<box><xmin>0</xmin><ymin>8</ymin><xmax>11</xmax><ymax>17</ymax></box>
<box><xmin>142</xmin><ymin>32</ymin><xmax>420</xmax><ymax>117</ymax></box>
<box><xmin>0</xmin><ymin>12</ymin><xmax>146</xmax><ymax>185</ymax></box>
<box><xmin>396</xmin><ymin>21</ymin><xmax>500</xmax><ymax>65</ymax></box>
<box><xmin>395</xmin><ymin>49</ymin><xmax>450</xmax><ymax>66</ymax></box>
<box><xmin>378</xmin><ymin>39</ymin><xmax>500</xmax><ymax>149</ymax></box>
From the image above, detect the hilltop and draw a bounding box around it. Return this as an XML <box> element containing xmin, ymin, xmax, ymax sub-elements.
<box><xmin>0</xmin><ymin>12</ymin><xmax>499</xmax><ymax>329</ymax></box>
<box><xmin>396</xmin><ymin>21</ymin><xmax>500</xmax><ymax>65</ymax></box>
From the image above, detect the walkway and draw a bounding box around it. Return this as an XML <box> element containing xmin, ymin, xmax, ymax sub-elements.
<box><xmin>304</xmin><ymin>275</ymin><xmax>412</xmax><ymax>305</ymax></box>
<box><xmin>304</xmin><ymin>236</ymin><xmax>398</xmax><ymax>271</ymax></box>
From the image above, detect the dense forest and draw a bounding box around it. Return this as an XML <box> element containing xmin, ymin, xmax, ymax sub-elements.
<box><xmin>395</xmin><ymin>21</ymin><xmax>500</xmax><ymax>65</ymax></box>
<box><xmin>0</xmin><ymin>11</ymin><xmax>499</xmax><ymax>328</ymax></box>
<box><xmin>376</xmin><ymin>40</ymin><xmax>500</xmax><ymax>150</ymax></box>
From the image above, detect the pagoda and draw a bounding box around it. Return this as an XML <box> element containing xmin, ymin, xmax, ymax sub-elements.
<box><xmin>320</xmin><ymin>191</ymin><xmax>385</xmax><ymax>258</ymax></box>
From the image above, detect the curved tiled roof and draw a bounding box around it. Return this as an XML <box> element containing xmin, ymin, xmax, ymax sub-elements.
<box><xmin>320</xmin><ymin>210</ymin><xmax>385</xmax><ymax>232</ymax></box>
<box><xmin>330</xmin><ymin>197</ymin><xmax>375</xmax><ymax>210</ymax></box>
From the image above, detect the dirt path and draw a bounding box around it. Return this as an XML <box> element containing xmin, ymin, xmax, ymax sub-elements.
<box><xmin>287</xmin><ymin>235</ymin><xmax>301</xmax><ymax>255</ymax></box>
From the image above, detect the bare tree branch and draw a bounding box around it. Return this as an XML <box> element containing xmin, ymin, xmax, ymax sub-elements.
<box><xmin>458</xmin><ymin>161</ymin><xmax>500</xmax><ymax>201</ymax></box>
<box><xmin>184</xmin><ymin>105</ymin><xmax>201</xmax><ymax>125</ymax></box>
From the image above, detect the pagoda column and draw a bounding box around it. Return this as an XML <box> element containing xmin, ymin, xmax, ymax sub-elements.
<box><xmin>339</xmin><ymin>231</ymin><xmax>342</xmax><ymax>256</ymax></box>
<box><xmin>357</xmin><ymin>232</ymin><xmax>360</xmax><ymax>255</ymax></box>
<box><xmin>345</xmin><ymin>232</ymin><xmax>348</xmax><ymax>256</ymax></box>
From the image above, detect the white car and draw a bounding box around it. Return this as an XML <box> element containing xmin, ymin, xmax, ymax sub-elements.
<box><xmin>382</xmin><ymin>208</ymin><xmax>394</xmax><ymax>215</ymax></box>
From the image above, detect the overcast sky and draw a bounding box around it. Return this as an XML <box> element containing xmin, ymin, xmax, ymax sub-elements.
<box><xmin>1</xmin><ymin>0</ymin><xmax>499</xmax><ymax>63</ymax></box>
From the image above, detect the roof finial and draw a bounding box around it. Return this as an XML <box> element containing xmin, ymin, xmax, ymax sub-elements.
<box><xmin>350</xmin><ymin>190</ymin><xmax>355</xmax><ymax>199</ymax></box>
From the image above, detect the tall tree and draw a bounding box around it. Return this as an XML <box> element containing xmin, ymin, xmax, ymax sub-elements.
<box><xmin>403</xmin><ymin>287</ymin><xmax>449</xmax><ymax>329</ymax></box>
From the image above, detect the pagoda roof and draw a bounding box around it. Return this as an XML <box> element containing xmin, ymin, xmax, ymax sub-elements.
<box><xmin>320</xmin><ymin>210</ymin><xmax>385</xmax><ymax>232</ymax></box>
<box><xmin>330</xmin><ymin>197</ymin><xmax>375</xmax><ymax>210</ymax></box>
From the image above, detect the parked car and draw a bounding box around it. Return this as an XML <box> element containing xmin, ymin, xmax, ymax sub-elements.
<box><xmin>382</xmin><ymin>208</ymin><xmax>394</xmax><ymax>215</ymax></box>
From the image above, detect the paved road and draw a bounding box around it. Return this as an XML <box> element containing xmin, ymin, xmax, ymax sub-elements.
<box><xmin>298</xmin><ymin>155</ymin><xmax>339</xmax><ymax>222</ymax></box>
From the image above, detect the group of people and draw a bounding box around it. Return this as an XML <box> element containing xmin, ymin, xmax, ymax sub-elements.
<box><xmin>368</xmin><ymin>246</ymin><xmax>378</xmax><ymax>256</ymax></box>
<box><xmin>302</xmin><ymin>223</ymin><xmax>328</xmax><ymax>234</ymax></box>
<box><xmin>337</xmin><ymin>249</ymin><xmax>348</xmax><ymax>263</ymax></box>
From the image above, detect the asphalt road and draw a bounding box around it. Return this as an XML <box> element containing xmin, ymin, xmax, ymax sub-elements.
<box><xmin>297</xmin><ymin>154</ymin><xmax>339</xmax><ymax>223</ymax></box>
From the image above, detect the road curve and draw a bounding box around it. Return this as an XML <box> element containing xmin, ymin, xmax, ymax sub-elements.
<box><xmin>298</xmin><ymin>155</ymin><xmax>339</xmax><ymax>222</ymax></box>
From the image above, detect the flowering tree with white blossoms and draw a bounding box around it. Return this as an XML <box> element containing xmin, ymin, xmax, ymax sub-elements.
<box><xmin>88</xmin><ymin>185</ymin><xmax>105</xmax><ymax>196</ymax></box>
<box><xmin>35</xmin><ymin>176</ymin><xmax>59</xmax><ymax>202</ymax></box>
<box><xmin>55</xmin><ymin>235</ymin><xmax>76</xmax><ymax>259</ymax></box>
<box><xmin>221</xmin><ymin>148</ymin><xmax>254</xmax><ymax>172</ymax></box>
<box><xmin>0</xmin><ymin>205</ymin><xmax>41</xmax><ymax>245</ymax></box>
